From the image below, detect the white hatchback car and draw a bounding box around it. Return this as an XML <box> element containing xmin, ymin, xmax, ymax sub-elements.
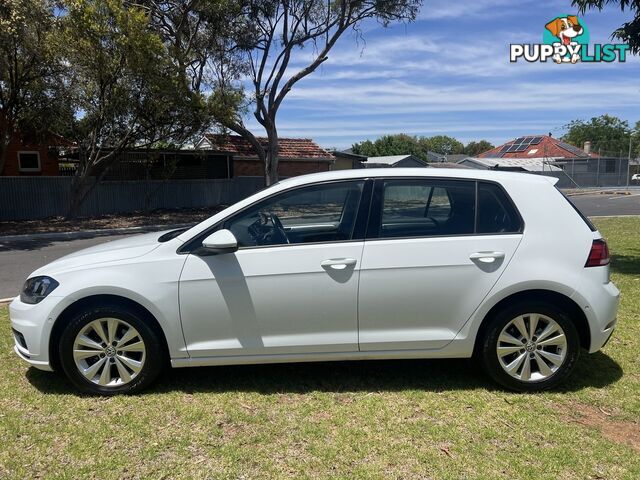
<box><xmin>10</xmin><ymin>169</ymin><xmax>619</xmax><ymax>394</ymax></box>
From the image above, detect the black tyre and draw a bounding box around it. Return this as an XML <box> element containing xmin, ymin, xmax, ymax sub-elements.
<box><xmin>58</xmin><ymin>304</ymin><xmax>166</xmax><ymax>395</ymax></box>
<box><xmin>479</xmin><ymin>301</ymin><xmax>580</xmax><ymax>392</ymax></box>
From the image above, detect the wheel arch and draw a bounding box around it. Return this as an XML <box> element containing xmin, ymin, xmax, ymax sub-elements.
<box><xmin>49</xmin><ymin>294</ymin><xmax>170</xmax><ymax>371</ymax></box>
<box><xmin>473</xmin><ymin>289</ymin><xmax>590</xmax><ymax>355</ymax></box>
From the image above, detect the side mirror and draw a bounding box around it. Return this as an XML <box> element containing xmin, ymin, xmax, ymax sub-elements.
<box><xmin>197</xmin><ymin>229</ymin><xmax>238</xmax><ymax>256</ymax></box>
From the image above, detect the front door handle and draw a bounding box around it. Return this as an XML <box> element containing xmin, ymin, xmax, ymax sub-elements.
<box><xmin>469</xmin><ymin>251</ymin><xmax>505</xmax><ymax>263</ymax></box>
<box><xmin>321</xmin><ymin>258</ymin><xmax>357</xmax><ymax>270</ymax></box>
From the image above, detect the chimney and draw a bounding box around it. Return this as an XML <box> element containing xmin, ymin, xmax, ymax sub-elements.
<box><xmin>583</xmin><ymin>141</ymin><xmax>591</xmax><ymax>154</ymax></box>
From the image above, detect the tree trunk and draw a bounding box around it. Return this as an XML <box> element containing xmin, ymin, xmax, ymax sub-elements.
<box><xmin>68</xmin><ymin>174</ymin><xmax>97</xmax><ymax>218</ymax></box>
<box><xmin>0</xmin><ymin>144</ymin><xmax>7</xmax><ymax>176</ymax></box>
<box><xmin>264</xmin><ymin>127</ymin><xmax>279</xmax><ymax>186</ymax></box>
<box><xmin>0</xmin><ymin>123</ymin><xmax>10</xmax><ymax>175</ymax></box>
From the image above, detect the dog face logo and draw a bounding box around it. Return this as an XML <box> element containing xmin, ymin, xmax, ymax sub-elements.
<box><xmin>545</xmin><ymin>15</ymin><xmax>585</xmax><ymax>63</ymax></box>
<box><xmin>510</xmin><ymin>14</ymin><xmax>629</xmax><ymax>64</ymax></box>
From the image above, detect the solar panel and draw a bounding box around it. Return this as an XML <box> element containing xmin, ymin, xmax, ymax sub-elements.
<box><xmin>514</xmin><ymin>137</ymin><xmax>525</xmax><ymax>144</ymax></box>
<box><xmin>515</xmin><ymin>145</ymin><xmax>528</xmax><ymax>152</ymax></box>
<box><xmin>507</xmin><ymin>145</ymin><xmax>520</xmax><ymax>152</ymax></box>
<box><xmin>530</xmin><ymin>136</ymin><xmax>542</xmax><ymax>145</ymax></box>
<box><xmin>558</xmin><ymin>141</ymin><xmax>588</xmax><ymax>157</ymax></box>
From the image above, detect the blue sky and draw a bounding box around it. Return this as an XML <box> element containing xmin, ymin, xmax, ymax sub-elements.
<box><xmin>244</xmin><ymin>0</ymin><xmax>640</xmax><ymax>150</ymax></box>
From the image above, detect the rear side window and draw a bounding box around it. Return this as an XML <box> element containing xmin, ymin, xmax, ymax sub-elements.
<box><xmin>375</xmin><ymin>179</ymin><xmax>476</xmax><ymax>238</ymax></box>
<box><xmin>477</xmin><ymin>182</ymin><xmax>522</xmax><ymax>234</ymax></box>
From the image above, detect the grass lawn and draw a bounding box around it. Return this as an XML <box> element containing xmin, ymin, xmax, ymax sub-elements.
<box><xmin>0</xmin><ymin>217</ymin><xmax>638</xmax><ymax>479</ymax></box>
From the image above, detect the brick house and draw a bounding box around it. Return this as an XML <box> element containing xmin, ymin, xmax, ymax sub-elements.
<box><xmin>196</xmin><ymin>134</ymin><xmax>334</xmax><ymax>177</ymax></box>
<box><xmin>0</xmin><ymin>133</ymin><xmax>70</xmax><ymax>176</ymax></box>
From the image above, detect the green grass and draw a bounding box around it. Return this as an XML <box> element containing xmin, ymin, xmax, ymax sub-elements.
<box><xmin>1</xmin><ymin>217</ymin><xmax>639</xmax><ymax>479</ymax></box>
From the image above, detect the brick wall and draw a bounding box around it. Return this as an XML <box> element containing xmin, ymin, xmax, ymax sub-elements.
<box><xmin>1</xmin><ymin>136</ymin><xmax>58</xmax><ymax>176</ymax></box>
<box><xmin>233</xmin><ymin>158</ymin><xmax>332</xmax><ymax>177</ymax></box>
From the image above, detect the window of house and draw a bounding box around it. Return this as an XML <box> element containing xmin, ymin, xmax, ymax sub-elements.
<box><xmin>18</xmin><ymin>152</ymin><xmax>41</xmax><ymax>172</ymax></box>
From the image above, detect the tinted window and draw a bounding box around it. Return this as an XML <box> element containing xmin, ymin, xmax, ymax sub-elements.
<box><xmin>477</xmin><ymin>182</ymin><xmax>522</xmax><ymax>233</ymax></box>
<box><xmin>376</xmin><ymin>179</ymin><xmax>475</xmax><ymax>238</ymax></box>
<box><xmin>225</xmin><ymin>181</ymin><xmax>364</xmax><ymax>247</ymax></box>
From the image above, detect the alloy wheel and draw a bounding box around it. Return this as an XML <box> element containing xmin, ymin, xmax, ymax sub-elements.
<box><xmin>72</xmin><ymin>318</ymin><xmax>146</xmax><ymax>387</ymax></box>
<box><xmin>496</xmin><ymin>313</ymin><xmax>568</xmax><ymax>382</ymax></box>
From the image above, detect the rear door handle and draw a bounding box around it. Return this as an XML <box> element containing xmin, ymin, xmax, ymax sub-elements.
<box><xmin>321</xmin><ymin>258</ymin><xmax>357</xmax><ymax>270</ymax></box>
<box><xmin>469</xmin><ymin>251</ymin><xmax>505</xmax><ymax>263</ymax></box>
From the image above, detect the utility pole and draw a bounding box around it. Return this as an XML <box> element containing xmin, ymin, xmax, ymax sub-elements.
<box><xmin>628</xmin><ymin>133</ymin><xmax>633</xmax><ymax>190</ymax></box>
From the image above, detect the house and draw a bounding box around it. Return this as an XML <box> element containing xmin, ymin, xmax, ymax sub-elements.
<box><xmin>1</xmin><ymin>132</ymin><xmax>71</xmax><ymax>176</ymax></box>
<box><xmin>458</xmin><ymin>157</ymin><xmax>562</xmax><ymax>172</ymax></box>
<box><xmin>476</xmin><ymin>134</ymin><xmax>597</xmax><ymax>161</ymax></box>
<box><xmin>473</xmin><ymin>134</ymin><xmax>629</xmax><ymax>186</ymax></box>
<box><xmin>363</xmin><ymin>155</ymin><xmax>426</xmax><ymax>168</ymax></box>
<box><xmin>331</xmin><ymin>149</ymin><xmax>368</xmax><ymax>170</ymax></box>
<box><xmin>196</xmin><ymin>134</ymin><xmax>334</xmax><ymax>177</ymax></box>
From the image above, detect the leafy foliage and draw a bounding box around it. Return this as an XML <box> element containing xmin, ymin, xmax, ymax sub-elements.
<box><xmin>352</xmin><ymin>134</ymin><xmax>491</xmax><ymax>160</ymax></box>
<box><xmin>0</xmin><ymin>0</ymin><xmax>72</xmax><ymax>172</ymax></box>
<box><xmin>464</xmin><ymin>140</ymin><xmax>495</xmax><ymax>156</ymax></box>
<box><xmin>60</xmin><ymin>0</ymin><xmax>212</xmax><ymax>215</ymax></box>
<box><xmin>561</xmin><ymin>114</ymin><xmax>637</xmax><ymax>156</ymax></box>
<box><xmin>572</xmin><ymin>0</ymin><xmax>640</xmax><ymax>53</ymax></box>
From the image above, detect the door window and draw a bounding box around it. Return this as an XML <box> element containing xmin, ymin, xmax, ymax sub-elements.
<box><xmin>374</xmin><ymin>179</ymin><xmax>476</xmax><ymax>238</ymax></box>
<box><xmin>225</xmin><ymin>181</ymin><xmax>365</xmax><ymax>247</ymax></box>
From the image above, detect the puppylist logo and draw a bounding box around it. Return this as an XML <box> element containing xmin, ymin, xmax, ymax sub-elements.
<box><xmin>511</xmin><ymin>15</ymin><xmax>630</xmax><ymax>64</ymax></box>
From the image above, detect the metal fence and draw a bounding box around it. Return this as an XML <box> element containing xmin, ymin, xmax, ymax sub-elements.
<box><xmin>549</xmin><ymin>157</ymin><xmax>638</xmax><ymax>188</ymax></box>
<box><xmin>0</xmin><ymin>177</ymin><xmax>265</xmax><ymax>221</ymax></box>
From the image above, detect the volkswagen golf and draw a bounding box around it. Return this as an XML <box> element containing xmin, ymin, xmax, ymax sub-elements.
<box><xmin>10</xmin><ymin>169</ymin><xmax>619</xmax><ymax>394</ymax></box>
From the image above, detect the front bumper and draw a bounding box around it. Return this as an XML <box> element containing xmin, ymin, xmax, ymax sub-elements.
<box><xmin>9</xmin><ymin>296</ymin><xmax>59</xmax><ymax>371</ymax></box>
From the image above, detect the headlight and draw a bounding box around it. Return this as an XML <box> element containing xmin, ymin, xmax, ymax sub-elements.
<box><xmin>20</xmin><ymin>276</ymin><xmax>59</xmax><ymax>304</ymax></box>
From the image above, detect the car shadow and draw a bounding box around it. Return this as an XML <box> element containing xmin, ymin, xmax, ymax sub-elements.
<box><xmin>26</xmin><ymin>351</ymin><xmax>623</xmax><ymax>396</ymax></box>
<box><xmin>610</xmin><ymin>253</ymin><xmax>640</xmax><ymax>276</ymax></box>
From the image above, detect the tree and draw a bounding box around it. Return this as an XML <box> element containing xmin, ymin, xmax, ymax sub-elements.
<box><xmin>212</xmin><ymin>1</ymin><xmax>421</xmax><ymax>185</ymax></box>
<box><xmin>0</xmin><ymin>0</ymin><xmax>70</xmax><ymax>173</ymax></box>
<box><xmin>464</xmin><ymin>140</ymin><xmax>494</xmax><ymax>156</ymax></box>
<box><xmin>60</xmin><ymin>0</ymin><xmax>210</xmax><ymax>217</ymax></box>
<box><xmin>419</xmin><ymin>135</ymin><xmax>465</xmax><ymax>156</ymax></box>
<box><xmin>562</xmin><ymin>114</ymin><xmax>633</xmax><ymax>156</ymax></box>
<box><xmin>572</xmin><ymin>1</ymin><xmax>640</xmax><ymax>53</ymax></box>
<box><xmin>351</xmin><ymin>134</ymin><xmax>427</xmax><ymax>160</ymax></box>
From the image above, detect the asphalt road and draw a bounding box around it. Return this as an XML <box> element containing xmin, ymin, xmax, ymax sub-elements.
<box><xmin>0</xmin><ymin>192</ymin><xmax>639</xmax><ymax>300</ymax></box>
<box><xmin>569</xmin><ymin>192</ymin><xmax>640</xmax><ymax>217</ymax></box>
<box><xmin>0</xmin><ymin>234</ymin><xmax>131</xmax><ymax>299</ymax></box>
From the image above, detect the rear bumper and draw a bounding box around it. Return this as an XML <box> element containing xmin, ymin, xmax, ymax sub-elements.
<box><xmin>572</xmin><ymin>280</ymin><xmax>620</xmax><ymax>353</ymax></box>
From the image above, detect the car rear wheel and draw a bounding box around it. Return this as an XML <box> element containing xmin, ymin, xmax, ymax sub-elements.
<box><xmin>480</xmin><ymin>302</ymin><xmax>580</xmax><ymax>392</ymax></box>
<box><xmin>59</xmin><ymin>305</ymin><xmax>165</xmax><ymax>395</ymax></box>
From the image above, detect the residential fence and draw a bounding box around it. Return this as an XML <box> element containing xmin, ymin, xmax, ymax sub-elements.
<box><xmin>540</xmin><ymin>157</ymin><xmax>639</xmax><ymax>189</ymax></box>
<box><xmin>0</xmin><ymin>177</ymin><xmax>265</xmax><ymax>221</ymax></box>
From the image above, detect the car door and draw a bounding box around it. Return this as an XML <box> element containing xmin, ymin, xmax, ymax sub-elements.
<box><xmin>179</xmin><ymin>179</ymin><xmax>370</xmax><ymax>358</ymax></box>
<box><xmin>358</xmin><ymin>178</ymin><xmax>524</xmax><ymax>351</ymax></box>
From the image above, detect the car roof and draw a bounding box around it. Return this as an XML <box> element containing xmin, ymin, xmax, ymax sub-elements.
<box><xmin>276</xmin><ymin>167</ymin><xmax>557</xmax><ymax>187</ymax></box>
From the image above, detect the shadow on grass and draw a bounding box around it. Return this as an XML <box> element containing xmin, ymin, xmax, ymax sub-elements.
<box><xmin>610</xmin><ymin>254</ymin><xmax>640</xmax><ymax>276</ymax></box>
<box><xmin>26</xmin><ymin>351</ymin><xmax>623</xmax><ymax>396</ymax></box>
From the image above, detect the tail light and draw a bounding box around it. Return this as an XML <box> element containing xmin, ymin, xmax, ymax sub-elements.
<box><xmin>585</xmin><ymin>239</ymin><xmax>610</xmax><ymax>267</ymax></box>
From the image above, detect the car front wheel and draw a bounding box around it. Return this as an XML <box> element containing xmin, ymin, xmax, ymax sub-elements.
<box><xmin>480</xmin><ymin>302</ymin><xmax>580</xmax><ymax>392</ymax></box>
<box><xmin>58</xmin><ymin>304</ymin><xmax>165</xmax><ymax>395</ymax></box>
